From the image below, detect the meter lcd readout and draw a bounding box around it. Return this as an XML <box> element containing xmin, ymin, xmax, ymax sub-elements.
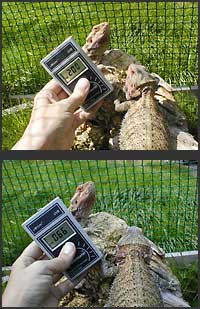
<box><xmin>40</xmin><ymin>36</ymin><xmax>113</xmax><ymax>110</ymax></box>
<box><xmin>22</xmin><ymin>197</ymin><xmax>103</xmax><ymax>281</ymax></box>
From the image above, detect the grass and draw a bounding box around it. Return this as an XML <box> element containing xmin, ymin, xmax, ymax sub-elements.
<box><xmin>169</xmin><ymin>261</ymin><xmax>198</xmax><ymax>307</ymax></box>
<box><xmin>173</xmin><ymin>91</ymin><xmax>198</xmax><ymax>140</ymax></box>
<box><xmin>3</xmin><ymin>2</ymin><xmax>198</xmax><ymax>97</ymax></box>
<box><xmin>2</xmin><ymin>107</ymin><xmax>32</xmax><ymax>150</ymax></box>
<box><xmin>2</xmin><ymin>2</ymin><xmax>198</xmax><ymax>149</ymax></box>
<box><xmin>2</xmin><ymin>160</ymin><xmax>198</xmax><ymax>266</ymax></box>
<box><xmin>2</xmin><ymin>2</ymin><xmax>198</xmax><ymax>100</ymax></box>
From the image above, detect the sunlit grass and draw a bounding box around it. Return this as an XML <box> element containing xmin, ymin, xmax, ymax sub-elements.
<box><xmin>169</xmin><ymin>261</ymin><xmax>198</xmax><ymax>307</ymax></box>
<box><xmin>2</xmin><ymin>107</ymin><xmax>32</xmax><ymax>150</ymax></box>
<box><xmin>2</xmin><ymin>2</ymin><xmax>197</xmax><ymax>105</ymax></box>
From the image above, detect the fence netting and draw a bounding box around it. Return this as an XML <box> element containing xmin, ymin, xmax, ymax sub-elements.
<box><xmin>2</xmin><ymin>160</ymin><xmax>198</xmax><ymax>266</ymax></box>
<box><xmin>2</xmin><ymin>2</ymin><xmax>198</xmax><ymax>104</ymax></box>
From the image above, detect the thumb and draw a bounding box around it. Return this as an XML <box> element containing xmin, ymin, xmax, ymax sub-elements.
<box><xmin>46</xmin><ymin>242</ymin><xmax>76</xmax><ymax>275</ymax></box>
<box><xmin>60</xmin><ymin>78</ymin><xmax>90</xmax><ymax>113</ymax></box>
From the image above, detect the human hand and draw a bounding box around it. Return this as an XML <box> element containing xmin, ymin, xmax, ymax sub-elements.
<box><xmin>12</xmin><ymin>78</ymin><xmax>102</xmax><ymax>150</ymax></box>
<box><xmin>2</xmin><ymin>241</ymin><xmax>76</xmax><ymax>307</ymax></box>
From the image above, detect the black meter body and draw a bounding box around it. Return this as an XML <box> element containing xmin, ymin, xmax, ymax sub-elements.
<box><xmin>22</xmin><ymin>197</ymin><xmax>102</xmax><ymax>281</ymax></box>
<box><xmin>40</xmin><ymin>36</ymin><xmax>113</xmax><ymax>110</ymax></box>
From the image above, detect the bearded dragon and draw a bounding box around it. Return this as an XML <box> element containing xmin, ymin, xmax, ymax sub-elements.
<box><xmin>66</xmin><ymin>181</ymin><xmax>127</xmax><ymax>306</ymax></box>
<box><xmin>82</xmin><ymin>22</ymin><xmax>110</xmax><ymax>64</ymax></box>
<box><xmin>115</xmin><ymin>63</ymin><xmax>171</xmax><ymax>150</ymax></box>
<box><xmin>72</xmin><ymin>22</ymin><xmax>114</xmax><ymax>150</ymax></box>
<box><xmin>105</xmin><ymin>227</ymin><xmax>163</xmax><ymax>307</ymax></box>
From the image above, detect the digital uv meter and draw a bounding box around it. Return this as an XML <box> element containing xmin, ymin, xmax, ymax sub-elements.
<box><xmin>22</xmin><ymin>197</ymin><xmax>103</xmax><ymax>281</ymax></box>
<box><xmin>40</xmin><ymin>36</ymin><xmax>113</xmax><ymax>110</ymax></box>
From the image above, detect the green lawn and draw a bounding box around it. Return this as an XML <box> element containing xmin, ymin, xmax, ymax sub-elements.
<box><xmin>2</xmin><ymin>160</ymin><xmax>197</xmax><ymax>266</ymax></box>
<box><xmin>2</xmin><ymin>1</ymin><xmax>198</xmax><ymax>104</ymax></box>
<box><xmin>170</xmin><ymin>261</ymin><xmax>198</xmax><ymax>307</ymax></box>
<box><xmin>2</xmin><ymin>107</ymin><xmax>32</xmax><ymax>150</ymax></box>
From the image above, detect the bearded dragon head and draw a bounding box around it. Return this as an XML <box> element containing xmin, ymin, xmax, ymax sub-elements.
<box><xmin>82</xmin><ymin>22</ymin><xmax>110</xmax><ymax>62</ymax></box>
<box><xmin>69</xmin><ymin>181</ymin><xmax>96</xmax><ymax>222</ymax></box>
<box><xmin>124</xmin><ymin>63</ymin><xmax>156</xmax><ymax>100</ymax></box>
<box><xmin>115</xmin><ymin>227</ymin><xmax>152</xmax><ymax>264</ymax></box>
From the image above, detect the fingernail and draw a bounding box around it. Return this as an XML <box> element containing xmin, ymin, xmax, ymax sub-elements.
<box><xmin>63</xmin><ymin>242</ymin><xmax>75</xmax><ymax>255</ymax></box>
<box><xmin>77</xmin><ymin>78</ymin><xmax>90</xmax><ymax>92</ymax></box>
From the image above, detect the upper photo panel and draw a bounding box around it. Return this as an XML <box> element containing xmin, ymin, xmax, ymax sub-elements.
<box><xmin>2</xmin><ymin>2</ymin><xmax>198</xmax><ymax>150</ymax></box>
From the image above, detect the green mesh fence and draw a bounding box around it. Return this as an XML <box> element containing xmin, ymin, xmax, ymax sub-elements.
<box><xmin>2</xmin><ymin>2</ymin><xmax>198</xmax><ymax>104</ymax></box>
<box><xmin>2</xmin><ymin>160</ymin><xmax>198</xmax><ymax>267</ymax></box>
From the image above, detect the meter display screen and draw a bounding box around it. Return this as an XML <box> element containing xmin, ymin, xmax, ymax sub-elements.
<box><xmin>59</xmin><ymin>58</ymin><xmax>87</xmax><ymax>84</ymax></box>
<box><xmin>43</xmin><ymin>221</ymin><xmax>75</xmax><ymax>250</ymax></box>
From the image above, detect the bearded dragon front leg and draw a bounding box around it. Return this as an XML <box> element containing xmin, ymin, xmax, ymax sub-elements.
<box><xmin>83</xmin><ymin>226</ymin><xmax>103</xmax><ymax>237</ymax></box>
<box><xmin>114</xmin><ymin>99</ymin><xmax>132</xmax><ymax>112</ymax></box>
<box><xmin>100</xmin><ymin>256</ymin><xmax>119</xmax><ymax>279</ymax></box>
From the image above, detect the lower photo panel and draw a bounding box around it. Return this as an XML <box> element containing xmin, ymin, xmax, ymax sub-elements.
<box><xmin>2</xmin><ymin>160</ymin><xmax>198</xmax><ymax>307</ymax></box>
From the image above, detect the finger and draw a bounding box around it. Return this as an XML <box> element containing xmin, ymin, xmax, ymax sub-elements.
<box><xmin>37</xmin><ymin>251</ymin><xmax>67</xmax><ymax>285</ymax></box>
<box><xmin>59</xmin><ymin>78</ymin><xmax>90</xmax><ymax>113</ymax></box>
<box><xmin>46</xmin><ymin>242</ymin><xmax>76</xmax><ymax>275</ymax></box>
<box><xmin>38</xmin><ymin>254</ymin><xmax>68</xmax><ymax>284</ymax></box>
<box><xmin>34</xmin><ymin>88</ymin><xmax>58</xmax><ymax>105</ymax></box>
<box><xmin>21</xmin><ymin>241</ymin><xmax>43</xmax><ymax>260</ymax></box>
<box><xmin>55</xmin><ymin>278</ymin><xmax>75</xmax><ymax>299</ymax></box>
<box><xmin>12</xmin><ymin>242</ymin><xmax>43</xmax><ymax>270</ymax></box>
<box><xmin>34</xmin><ymin>79</ymin><xmax>65</xmax><ymax>105</ymax></box>
<box><xmin>57</xmin><ymin>89</ymin><xmax>69</xmax><ymax>100</ymax></box>
<box><xmin>42</xmin><ymin>79</ymin><xmax>64</xmax><ymax>95</ymax></box>
<box><xmin>35</xmin><ymin>80</ymin><xmax>69</xmax><ymax>105</ymax></box>
<box><xmin>39</xmin><ymin>254</ymin><xmax>49</xmax><ymax>261</ymax></box>
<box><xmin>52</xmin><ymin>273</ymin><xmax>63</xmax><ymax>284</ymax></box>
<box><xmin>74</xmin><ymin>100</ymin><xmax>103</xmax><ymax>127</ymax></box>
<box><xmin>49</xmin><ymin>279</ymin><xmax>74</xmax><ymax>302</ymax></box>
